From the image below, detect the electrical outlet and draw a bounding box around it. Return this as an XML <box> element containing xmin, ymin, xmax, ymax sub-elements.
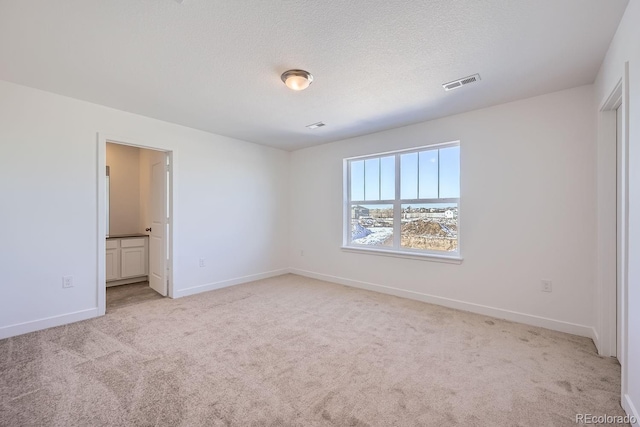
<box><xmin>63</xmin><ymin>275</ymin><xmax>73</xmax><ymax>288</ymax></box>
<box><xmin>300</xmin><ymin>250</ymin><xmax>304</xmax><ymax>256</ymax></box>
<box><xmin>199</xmin><ymin>258</ymin><xmax>205</xmax><ymax>267</ymax></box>
<box><xmin>541</xmin><ymin>280</ymin><xmax>552</xmax><ymax>293</ymax></box>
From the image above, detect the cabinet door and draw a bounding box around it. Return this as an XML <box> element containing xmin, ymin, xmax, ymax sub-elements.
<box><xmin>106</xmin><ymin>248</ymin><xmax>119</xmax><ymax>281</ymax></box>
<box><xmin>121</xmin><ymin>247</ymin><xmax>146</xmax><ymax>278</ymax></box>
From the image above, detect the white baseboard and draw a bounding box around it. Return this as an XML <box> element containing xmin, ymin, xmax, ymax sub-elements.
<box><xmin>624</xmin><ymin>394</ymin><xmax>639</xmax><ymax>425</ymax></box>
<box><xmin>290</xmin><ymin>268</ymin><xmax>594</xmax><ymax>338</ymax></box>
<box><xmin>0</xmin><ymin>308</ymin><xmax>99</xmax><ymax>340</ymax></box>
<box><xmin>0</xmin><ymin>268</ymin><xmax>597</xmax><ymax>344</ymax></box>
<box><xmin>0</xmin><ymin>269</ymin><xmax>289</xmax><ymax>339</ymax></box>
<box><xmin>174</xmin><ymin>268</ymin><xmax>290</xmax><ymax>298</ymax></box>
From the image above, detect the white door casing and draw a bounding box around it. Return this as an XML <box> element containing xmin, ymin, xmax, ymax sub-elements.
<box><xmin>596</xmin><ymin>80</ymin><xmax>623</xmax><ymax>359</ymax></box>
<box><xmin>98</xmin><ymin>133</ymin><xmax>173</xmax><ymax>315</ymax></box>
<box><xmin>616</xmin><ymin>105</ymin><xmax>622</xmax><ymax>361</ymax></box>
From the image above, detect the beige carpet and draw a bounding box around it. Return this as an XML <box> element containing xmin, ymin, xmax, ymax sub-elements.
<box><xmin>0</xmin><ymin>274</ymin><xmax>627</xmax><ymax>426</ymax></box>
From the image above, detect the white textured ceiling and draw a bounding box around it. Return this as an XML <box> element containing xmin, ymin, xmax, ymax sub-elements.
<box><xmin>0</xmin><ymin>0</ymin><xmax>629</xmax><ymax>150</ymax></box>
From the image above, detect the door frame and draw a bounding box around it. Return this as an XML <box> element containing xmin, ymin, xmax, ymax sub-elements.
<box><xmin>597</xmin><ymin>80</ymin><xmax>623</xmax><ymax>359</ymax></box>
<box><xmin>596</xmin><ymin>63</ymin><xmax>629</xmax><ymax>404</ymax></box>
<box><xmin>97</xmin><ymin>133</ymin><xmax>174</xmax><ymax>315</ymax></box>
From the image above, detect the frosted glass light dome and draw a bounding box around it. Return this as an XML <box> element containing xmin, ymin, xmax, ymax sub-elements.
<box><xmin>281</xmin><ymin>69</ymin><xmax>313</xmax><ymax>91</ymax></box>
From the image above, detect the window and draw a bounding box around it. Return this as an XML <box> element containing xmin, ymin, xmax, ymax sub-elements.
<box><xmin>344</xmin><ymin>142</ymin><xmax>460</xmax><ymax>259</ymax></box>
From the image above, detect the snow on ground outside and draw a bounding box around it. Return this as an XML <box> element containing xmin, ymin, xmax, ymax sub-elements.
<box><xmin>352</xmin><ymin>227</ymin><xmax>393</xmax><ymax>245</ymax></box>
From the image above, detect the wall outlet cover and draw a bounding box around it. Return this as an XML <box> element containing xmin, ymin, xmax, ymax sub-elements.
<box><xmin>63</xmin><ymin>275</ymin><xmax>74</xmax><ymax>288</ymax></box>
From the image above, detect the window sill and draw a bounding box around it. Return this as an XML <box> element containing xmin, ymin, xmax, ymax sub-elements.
<box><xmin>340</xmin><ymin>246</ymin><xmax>463</xmax><ymax>264</ymax></box>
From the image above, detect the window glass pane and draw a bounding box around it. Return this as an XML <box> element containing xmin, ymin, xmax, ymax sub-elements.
<box><xmin>380</xmin><ymin>156</ymin><xmax>395</xmax><ymax>200</ymax></box>
<box><xmin>418</xmin><ymin>150</ymin><xmax>438</xmax><ymax>199</ymax></box>
<box><xmin>400</xmin><ymin>152</ymin><xmax>418</xmax><ymax>199</ymax></box>
<box><xmin>439</xmin><ymin>146</ymin><xmax>460</xmax><ymax>198</ymax></box>
<box><xmin>400</xmin><ymin>203</ymin><xmax>458</xmax><ymax>252</ymax></box>
<box><xmin>364</xmin><ymin>158</ymin><xmax>380</xmax><ymax>201</ymax></box>
<box><xmin>350</xmin><ymin>160</ymin><xmax>364</xmax><ymax>201</ymax></box>
<box><xmin>347</xmin><ymin>144</ymin><xmax>460</xmax><ymax>255</ymax></box>
<box><xmin>350</xmin><ymin>204</ymin><xmax>394</xmax><ymax>247</ymax></box>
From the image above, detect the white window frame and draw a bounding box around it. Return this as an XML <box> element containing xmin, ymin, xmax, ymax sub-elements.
<box><xmin>342</xmin><ymin>141</ymin><xmax>462</xmax><ymax>263</ymax></box>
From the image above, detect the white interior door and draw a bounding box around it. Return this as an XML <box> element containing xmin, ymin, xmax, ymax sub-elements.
<box><xmin>149</xmin><ymin>160</ymin><xmax>167</xmax><ymax>296</ymax></box>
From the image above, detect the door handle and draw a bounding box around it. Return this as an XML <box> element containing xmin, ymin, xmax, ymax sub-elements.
<box><xmin>146</xmin><ymin>228</ymin><xmax>152</xmax><ymax>232</ymax></box>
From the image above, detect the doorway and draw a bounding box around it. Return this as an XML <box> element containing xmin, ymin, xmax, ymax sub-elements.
<box><xmin>596</xmin><ymin>80</ymin><xmax>623</xmax><ymax>361</ymax></box>
<box><xmin>598</xmin><ymin>78</ymin><xmax>626</xmax><ymax>363</ymax></box>
<box><xmin>97</xmin><ymin>134</ymin><xmax>173</xmax><ymax>316</ymax></box>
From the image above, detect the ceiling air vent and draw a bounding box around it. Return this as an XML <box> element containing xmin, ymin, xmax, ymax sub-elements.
<box><xmin>306</xmin><ymin>121</ymin><xmax>326</xmax><ymax>129</ymax></box>
<box><xmin>442</xmin><ymin>74</ymin><xmax>481</xmax><ymax>91</ymax></box>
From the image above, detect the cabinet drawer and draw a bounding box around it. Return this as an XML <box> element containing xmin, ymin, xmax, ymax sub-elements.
<box><xmin>121</xmin><ymin>238</ymin><xmax>146</xmax><ymax>248</ymax></box>
<box><xmin>106</xmin><ymin>240</ymin><xmax>119</xmax><ymax>249</ymax></box>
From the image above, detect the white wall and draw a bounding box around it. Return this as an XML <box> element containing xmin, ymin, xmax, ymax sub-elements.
<box><xmin>290</xmin><ymin>85</ymin><xmax>596</xmax><ymax>336</ymax></box>
<box><xmin>0</xmin><ymin>80</ymin><xmax>290</xmax><ymax>338</ymax></box>
<box><xmin>595</xmin><ymin>1</ymin><xmax>640</xmax><ymax>421</ymax></box>
<box><xmin>106</xmin><ymin>142</ymin><xmax>140</xmax><ymax>234</ymax></box>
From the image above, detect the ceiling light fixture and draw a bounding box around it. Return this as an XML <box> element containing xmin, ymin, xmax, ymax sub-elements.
<box><xmin>281</xmin><ymin>69</ymin><xmax>313</xmax><ymax>91</ymax></box>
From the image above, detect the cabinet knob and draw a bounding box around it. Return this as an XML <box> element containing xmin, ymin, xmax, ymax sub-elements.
<box><xmin>145</xmin><ymin>228</ymin><xmax>152</xmax><ymax>232</ymax></box>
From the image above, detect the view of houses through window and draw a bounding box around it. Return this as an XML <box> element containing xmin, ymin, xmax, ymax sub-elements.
<box><xmin>346</xmin><ymin>143</ymin><xmax>460</xmax><ymax>255</ymax></box>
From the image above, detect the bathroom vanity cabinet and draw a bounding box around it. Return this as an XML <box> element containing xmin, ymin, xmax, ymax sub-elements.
<box><xmin>106</xmin><ymin>235</ymin><xmax>148</xmax><ymax>286</ymax></box>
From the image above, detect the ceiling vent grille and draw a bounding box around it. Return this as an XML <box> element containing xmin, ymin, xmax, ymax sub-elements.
<box><xmin>306</xmin><ymin>121</ymin><xmax>326</xmax><ymax>129</ymax></box>
<box><xmin>443</xmin><ymin>74</ymin><xmax>481</xmax><ymax>91</ymax></box>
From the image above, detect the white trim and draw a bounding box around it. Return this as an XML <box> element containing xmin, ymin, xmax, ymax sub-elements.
<box><xmin>623</xmin><ymin>394</ymin><xmax>639</xmax><ymax>425</ymax></box>
<box><xmin>340</xmin><ymin>246</ymin><xmax>462</xmax><ymax>264</ymax></box>
<box><xmin>166</xmin><ymin>151</ymin><xmax>175</xmax><ymax>298</ymax></box>
<box><xmin>174</xmin><ymin>269</ymin><xmax>290</xmax><ymax>298</ymax></box>
<box><xmin>97</xmin><ymin>135</ymin><xmax>107</xmax><ymax>316</ymax></box>
<box><xmin>343</xmin><ymin>160</ymin><xmax>350</xmax><ymax>246</ymax></box>
<box><xmin>600</xmin><ymin>79</ymin><xmax>623</xmax><ymax>111</ymax></box>
<box><xmin>595</xmin><ymin>108</ymin><xmax>616</xmax><ymax>356</ymax></box>
<box><xmin>290</xmin><ymin>268</ymin><xmax>595</xmax><ymax>338</ymax></box>
<box><xmin>0</xmin><ymin>308</ymin><xmax>99</xmax><ymax>340</ymax></box>
<box><xmin>344</xmin><ymin>140</ymin><xmax>460</xmax><ymax>161</ymax></box>
<box><xmin>595</xmin><ymin>75</ymin><xmax>626</xmax><ymax>358</ymax></box>
<box><xmin>620</xmin><ymin>61</ymin><xmax>631</xmax><ymax>407</ymax></box>
<box><xmin>595</xmin><ymin>64</ymin><xmax>631</xmax><ymax>415</ymax></box>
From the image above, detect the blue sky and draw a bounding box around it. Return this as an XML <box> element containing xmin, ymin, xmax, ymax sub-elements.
<box><xmin>351</xmin><ymin>146</ymin><xmax>460</xmax><ymax>201</ymax></box>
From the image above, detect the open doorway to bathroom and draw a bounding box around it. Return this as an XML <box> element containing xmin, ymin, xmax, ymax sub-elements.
<box><xmin>97</xmin><ymin>135</ymin><xmax>173</xmax><ymax>315</ymax></box>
